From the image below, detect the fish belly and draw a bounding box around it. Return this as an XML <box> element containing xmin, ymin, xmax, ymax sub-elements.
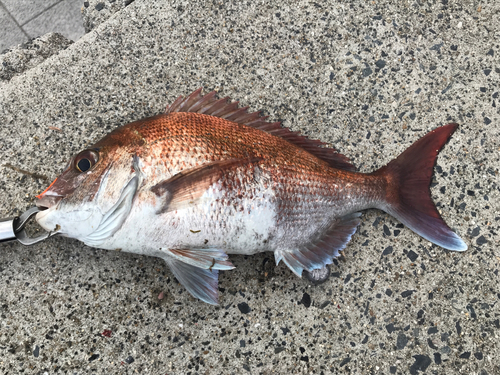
<box><xmin>98</xmin><ymin>163</ymin><xmax>376</xmax><ymax>257</ymax></box>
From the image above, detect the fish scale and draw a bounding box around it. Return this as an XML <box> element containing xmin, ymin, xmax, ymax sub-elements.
<box><xmin>35</xmin><ymin>88</ymin><xmax>467</xmax><ymax>305</ymax></box>
<box><xmin>132</xmin><ymin>112</ymin><xmax>325</xmax><ymax>177</ymax></box>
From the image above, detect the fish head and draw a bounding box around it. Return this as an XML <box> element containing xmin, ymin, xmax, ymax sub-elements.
<box><xmin>36</xmin><ymin>128</ymin><xmax>142</xmax><ymax>246</ymax></box>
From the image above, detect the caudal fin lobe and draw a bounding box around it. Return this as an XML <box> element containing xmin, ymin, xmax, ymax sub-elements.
<box><xmin>376</xmin><ymin>124</ymin><xmax>467</xmax><ymax>251</ymax></box>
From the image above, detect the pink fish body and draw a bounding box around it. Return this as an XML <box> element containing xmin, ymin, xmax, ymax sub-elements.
<box><xmin>36</xmin><ymin>89</ymin><xmax>467</xmax><ymax>304</ymax></box>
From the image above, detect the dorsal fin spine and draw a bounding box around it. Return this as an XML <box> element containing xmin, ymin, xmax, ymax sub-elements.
<box><xmin>190</xmin><ymin>93</ymin><xmax>215</xmax><ymax>112</ymax></box>
<box><xmin>213</xmin><ymin>101</ymin><xmax>239</xmax><ymax>117</ymax></box>
<box><xmin>225</xmin><ymin>107</ymin><xmax>250</xmax><ymax>121</ymax></box>
<box><xmin>204</xmin><ymin>97</ymin><xmax>229</xmax><ymax>115</ymax></box>
<box><xmin>168</xmin><ymin>96</ymin><xmax>184</xmax><ymax>112</ymax></box>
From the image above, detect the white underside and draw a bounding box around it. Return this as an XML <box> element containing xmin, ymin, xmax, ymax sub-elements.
<box><xmin>95</xmin><ymin>182</ymin><xmax>279</xmax><ymax>257</ymax></box>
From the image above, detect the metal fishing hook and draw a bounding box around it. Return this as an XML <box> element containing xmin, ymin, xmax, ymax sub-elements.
<box><xmin>0</xmin><ymin>207</ymin><xmax>60</xmax><ymax>245</ymax></box>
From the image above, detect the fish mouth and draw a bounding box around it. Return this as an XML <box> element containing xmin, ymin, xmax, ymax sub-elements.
<box><xmin>36</xmin><ymin>176</ymin><xmax>65</xmax><ymax>209</ymax></box>
<box><xmin>36</xmin><ymin>193</ymin><xmax>63</xmax><ymax>210</ymax></box>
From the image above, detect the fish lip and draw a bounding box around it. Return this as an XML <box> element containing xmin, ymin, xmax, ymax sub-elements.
<box><xmin>36</xmin><ymin>194</ymin><xmax>63</xmax><ymax>210</ymax></box>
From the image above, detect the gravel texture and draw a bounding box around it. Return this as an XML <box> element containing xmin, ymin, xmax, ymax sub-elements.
<box><xmin>0</xmin><ymin>1</ymin><xmax>499</xmax><ymax>374</ymax></box>
<box><xmin>0</xmin><ymin>33</ymin><xmax>73</xmax><ymax>82</ymax></box>
<box><xmin>81</xmin><ymin>0</ymin><xmax>135</xmax><ymax>33</ymax></box>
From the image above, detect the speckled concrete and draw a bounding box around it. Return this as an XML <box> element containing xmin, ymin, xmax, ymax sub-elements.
<box><xmin>0</xmin><ymin>33</ymin><xmax>73</xmax><ymax>81</ymax></box>
<box><xmin>0</xmin><ymin>1</ymin><xmax>499</xmax><ymax>374</ymax></box>
<box><xmin>81</xmin><ymin>0</ymin><xmax>134</xmax><ymax>33</ymax></box>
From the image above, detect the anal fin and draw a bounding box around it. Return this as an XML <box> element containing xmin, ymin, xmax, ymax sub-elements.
<box><xmin>276</xmin><ymin>213</ymin><xmax>361</xmax><ymax>277</ymax></box>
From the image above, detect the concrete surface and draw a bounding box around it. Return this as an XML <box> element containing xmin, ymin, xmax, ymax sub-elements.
<box><xmin>0</xmin><ymin>0</ymin><xmax>499</xmax><ymax>374</ymax></box>
<box><xmin>81</xmin><ymin>0</ymin><xmax>134</xmax><ymax>33</ymax></box>
<box><xmin>0</xmin><ymin>0</ymin><xmax>84</xmax><ymax>53</ymax></box>
<box><xmin>0</xmin><ymin>32</ymin><xmax>73</xmax><ymax>81</ymax></box>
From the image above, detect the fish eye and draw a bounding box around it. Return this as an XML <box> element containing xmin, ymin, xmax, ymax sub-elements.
<box><xmin>77</xmin><ymin>158</ymin><xmax>91</xmax><ymax>172</ymax></box>
<box><xmin>74</xmin><ymin>150</ymin><xmax>99</xmax><ymax>173</ymax></box>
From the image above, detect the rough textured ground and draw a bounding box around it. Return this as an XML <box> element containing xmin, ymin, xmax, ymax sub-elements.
<box><xmin>0</xmin><ymin>33</ymin><xmax>73</xmax><ymax>82</ymax></box>
<box><xmin>0</xmin><ymin>1</ymin><xmax>499</xmax><ymax>374</ymax></box>
<box><xmin>81</xmin><ymin>0</ymin><xmax>135</xmax><ymax>33</ymax></box>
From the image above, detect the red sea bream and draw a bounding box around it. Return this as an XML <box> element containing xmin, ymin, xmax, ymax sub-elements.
<box><xmin>35</xmin><ymin>89</ymin><xmax>467</xmax><ymax>304</ymax></box>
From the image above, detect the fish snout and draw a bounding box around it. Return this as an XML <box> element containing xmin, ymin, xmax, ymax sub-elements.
<box><xmin>36</xmin><ymin>177</ymin><xmax>66</xmax><ymax>209</ymax></box>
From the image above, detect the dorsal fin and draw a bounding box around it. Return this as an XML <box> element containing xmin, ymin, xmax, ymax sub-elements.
<box><xmin>166</xmin><ymin>88</ymin><xmax>356</xmax><ymax>171</ymax></box>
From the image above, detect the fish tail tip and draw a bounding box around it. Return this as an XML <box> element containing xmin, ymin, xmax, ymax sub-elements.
<box><xmin>430</xmin><ymin>225</ymin><xmax>468</xmax><ymax>252</ymax></box>
<box><xmin>445</xmin><ymin>237</ymin><xmax>468</xmax><ymax>252</ymax></box>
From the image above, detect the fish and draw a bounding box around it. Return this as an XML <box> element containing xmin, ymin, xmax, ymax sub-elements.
<box><xmin>35</xmin><ymin>88</ymin><xmax>467</xmax><ymax>304</ymax></box>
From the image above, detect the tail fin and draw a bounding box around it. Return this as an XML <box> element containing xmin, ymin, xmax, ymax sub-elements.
<box><xmin>375</xmin><ymin>124</ymin><xmax>467</xmax><ymax>251</ymax></box>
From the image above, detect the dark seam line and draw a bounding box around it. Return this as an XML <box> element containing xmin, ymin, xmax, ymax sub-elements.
<box><xmin>0</xmin><ymin>1</ymin><xmax>30</xmax><ymax>39</ymax></box>
<box><xmin>19</xmin><ymin>0</ymin><xmax>65</xmax><ymax>28</ymax></box>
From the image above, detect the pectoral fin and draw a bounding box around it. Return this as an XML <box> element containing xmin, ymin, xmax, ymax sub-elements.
<box><xmin>151</xmin><ymin>158</ymin><xmax>262</xmax><ymax>214</ymax></box>
<box><xmin>161</xmin><ymin>248</ymin><xmax>234</xmax><ymax>305</ymax></box>
<box><xmin>275</xmin><ymin>213</ymin><xmax>361</xmax><ymax>277</ymax></box>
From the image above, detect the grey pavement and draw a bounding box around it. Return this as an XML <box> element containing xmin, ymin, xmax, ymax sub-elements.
<box><xmin>0</xmin><ymin>0</ymin><xmax>84</xmax><ymax>53</ymax></box>
<box><xmin>0</xmin><ymin>1</ymin><xmax>499</xmax><ymax>374</ymax></box>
